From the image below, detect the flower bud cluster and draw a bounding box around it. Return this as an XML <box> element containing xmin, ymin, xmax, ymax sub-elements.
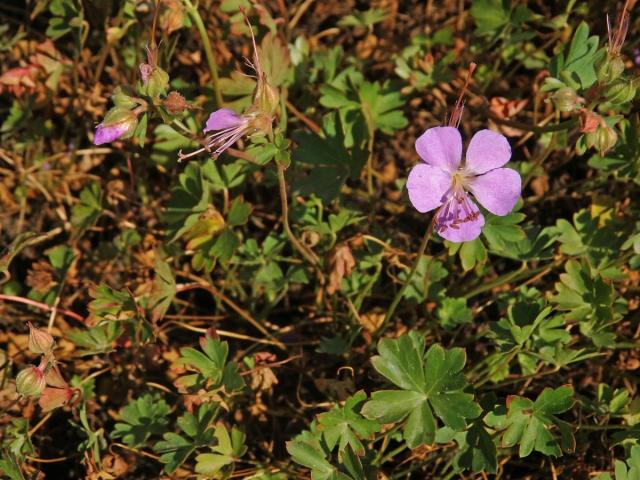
<box><xmin>92</xmin><ymin>39</ymin><xmax>179</xmax><ymax>146</ymax></box>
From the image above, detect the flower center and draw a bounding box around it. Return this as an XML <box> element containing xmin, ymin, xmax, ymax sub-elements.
<box><xmin>434</xmin><ymin>169</ymin><xmax>480</xmax><ymax>234</ymax></box>
<box><xmin>451</xmin><ymin>169</ymin><xmax>471</xmax><ymax>191</ymax></box>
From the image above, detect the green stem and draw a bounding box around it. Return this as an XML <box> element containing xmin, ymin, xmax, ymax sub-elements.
<box><xmin>276</xmin><ymin>163</ymin><xmax>322</xmax><ymax>272</ymax></box>
<box><xmin>184</xmin><ymin>0</ymin><xmax>223</xmax><ymax>108</ymax></box>
<box><xmin>522</xmin><ymin>132</ymin><xmax>557</xmax><ymax>188</ymax></box>
<box><xmin>461</xmin><ymin>261</ymin><xmax>556</xmax><ymax>300</ymax></box>
<box><xmin>379</xmin><ymin>217</ymin><xmax>436</xmax><ymax>334</ymax></box>
<box><xmin>378</xmin><ymin>444</ymin><xmax>407</xmax><ymax>465</ymax></box>
<box><xmin>489</xmin><ymin>117</ymin><xmax>577</xmax><ymax>134</ymax></box>
<box><xmin>363</xmin><ymin>104</ymin><xmax>376</xmax><ymax>198</ymax></box>
<box><xmin>578</xmin><ymin>424</ymin><xmax>627</xmax><ymax>431</ymax></box>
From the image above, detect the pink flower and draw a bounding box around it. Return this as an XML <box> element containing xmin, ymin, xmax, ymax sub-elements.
<box><xmin>407</xmin><ymin>127</ymin><xmax>521</xmax><ymax>243</ymax></box>
<box><xmin>202</xmin><ymin>108</ymin><xmax>253</xmax><ymax>155</ymax></box>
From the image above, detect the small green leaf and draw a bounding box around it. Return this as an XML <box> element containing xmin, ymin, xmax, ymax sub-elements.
<box><xmin>111</xmin><ymin>394</ymin><xmax>170</xmax><ymax>447</ymax></box>
<box><xmin>148</xmin><ymin>258</ymin><xmax>176</xmax><ymax>323</ymax></box>
<box><xmin>154</xmin><ymin>403</ymin><xmax>219</xmax><ymax>473</ymax></box>
<box><xmin>71</xmin><ymin>182</ymin><xmax>103</xmax><ymax>234</ymax></box>
<box><xmin>286</xmin><ymin>439</ymin><xmax>335</xmax><ymax>479</ymax></box>
<box><xmin>227</xmin><ymin>198</ymin><xmax>252</xmax><ymax>227</ymax></box>
<box><xmin>317</xmin><ymin>391</ymin><xmax>380</xmax><ymax>457</ymax></box>
<box><xmin>499</xmin><ymin>386</ymin><xmax>574</xmax><ymax>458</ymax></box>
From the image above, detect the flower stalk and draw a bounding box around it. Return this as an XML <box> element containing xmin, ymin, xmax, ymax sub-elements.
<box><xmin>277</xmin><ymin>163</ymin><xmax>322</xmax><ymax>271</ymax></box>
<box><xmin>379</xmin><ymin>216</ymin><xmax>436</xmax><ymax>334</ymax></box>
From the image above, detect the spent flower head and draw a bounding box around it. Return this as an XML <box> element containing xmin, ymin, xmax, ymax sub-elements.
<box><xmin>407</xmin><ymin>127</ymin><xmax>521</xmax><ymax>242</ymax></box>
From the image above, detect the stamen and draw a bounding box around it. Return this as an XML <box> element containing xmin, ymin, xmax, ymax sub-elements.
<box><xmin>178</xmin><ymin>147</ymin><xmax>207</xmax><ymax>162</ymax></box>
<box><xmin>434</xmin><ymin>184</ymin><xmax>480</xmax><ymax>234</ymax></box>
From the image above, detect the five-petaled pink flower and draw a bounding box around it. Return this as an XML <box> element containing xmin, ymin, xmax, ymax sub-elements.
<box><xmin>407</xmin><ymin>127</ymin><xmax>521</xmax><ymax>242</ymax></box>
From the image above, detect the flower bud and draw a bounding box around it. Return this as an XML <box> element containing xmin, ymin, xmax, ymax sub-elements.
<box><xmin>111</xmin><ymin>87</ymin><xmax>138</xmax><ymax>109</ymax></box>
<box><xmin>16</xmin><ymin>366</ymin><xmax>46</xmax><ymax>397</ymax></box>
<box><xmin>254</xmin><ymin>76</ymin><xmax>280</xmax><ymax>116</ymax></box>
<box><xmin>551</xmin><ymin>87</ymin><xmax>580</xmax><ymax>112</ymax></box>
<box><xmin>603</xmin><ymin>79</ymin><xmax>637</xmax><ymax>104</ymax></box>
<box><xmin>595</xmin><ymin>125</ymin><xmax>618</xmax><ymax>155</ymax></box>
<box><xmin>597</xmin><ymin>53</ymin><xmax>626</xmax><ymax>85</ymax></box>
<box><xmin>140</xmin><ymin>63</ymin><xmax>153</xmax><ymax>84</ymax></box>
<box><xmin>27</xmin><ymin>322</ymin><xmax>54</xmax><ymax>355</ymax></box>
<box><xmin>141</xmin><ymin>66</ymin><xmax>170</xmax><ymax>98</ymax></box>
<box><xmin>94</xmin><ymin>107</ymin><xmax>138</xmax><ymax>145</ymax></box>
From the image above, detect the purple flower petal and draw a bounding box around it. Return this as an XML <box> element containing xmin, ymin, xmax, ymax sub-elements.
<box><xmin>465</xmin><ymin>129</ymin><xmax>511</xmax><ymax>175</ymax></box>
<box><xmin>93</xmin><ymin>123</ymin><xmax>127</xmax><ymax>145</ymax></box>
<box><xmin>203</xmin><ymin>108</ymin><xmax>244</xmax><ymax>133</ymax></box>
<box><xmin>467</xmin><ymin>167</ymin><xmax>521</xmax><ymax>216</ymax></box>
<box><xmin>415</xmin><ymin>126</ymin><xmax>462</xmax><ymax>173</ymax></box>
<box><xmin>406</xmin><ymin>164</ymin><xmax>452</xmax><ymax>213</ymax></box>
<box><xmin>435</xmin><ymin>193</ymin><xmax>485</xmax><ymax>243</ymax></box>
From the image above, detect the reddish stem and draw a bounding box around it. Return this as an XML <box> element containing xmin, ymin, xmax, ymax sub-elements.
<box><xmin>0</xmin><ymin>294</ymin><xmax>85</xmax><ymax>323</ymax></box>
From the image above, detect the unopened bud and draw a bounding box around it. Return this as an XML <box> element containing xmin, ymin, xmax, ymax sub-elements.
<box><xmin>596</xmin><ymin>53</ymin><xmax>626</xmax><ymax>85</ymax></box>
<box><xmin>94</xmin><ymin>107</ymin><xmax>139</xmax><ymax>145</ymax></box>
<box><xmin>112</xmin><ymin>87</ymin><xmax>138</xmax><ymax>109</ymax></box>
<box><xmin>551</xmin><ymin>87</ymin><xmax>580</xmax><ymax>112</ymax></box>
<box><xmin>603</xmin><ymin>79</ymin><xmax>636</xmax><ymax>104</ymax></box>
<box><xmin>16</xmin><ymin>366</ymin><xmax>46</xmax><ymax>397</ymax></box>
<box><xmin>254</xmin><ymin>77</ymin><xmax>280</xmax><ymax>116</ymax></box>
<box><xmin>27</xmin><ymin>322</ymin><xmax>54</xmax><ymax>355</ymax></box>
<box><xmin>141</xmin><ymin>66</ymin><xmax>170</xmax><ymax>98</ymax></box>
<box><xmin>596</xmin><ymin>125</ymin><xmax>618</xmax><ymax>155</ymax></box>
<box><xmin>140</xmin><ymin>63</ymin><xmax>153</xmax><ymax>84</ymax></box>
